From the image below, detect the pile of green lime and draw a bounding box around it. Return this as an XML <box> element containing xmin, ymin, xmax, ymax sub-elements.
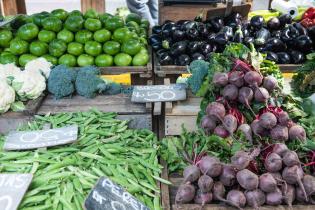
<box><xmin>0</xmin><ymin>9</ymin><xmax>150</xmax><ymax>67</ymax></box>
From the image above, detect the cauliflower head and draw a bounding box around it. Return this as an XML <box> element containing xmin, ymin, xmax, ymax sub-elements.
<box><xmin>0</xmin><ymin>63</ymin><xmax>21</xmax><ymax>80</ymax></box>
<box><xmin>11</xmin><ymin>71</ymin><xmax>46</xmax><ymax>101</ymax></box>
<box><xmin>24</xmin><ymin>58</ymin><xmax>53</xmax><ymax>79</ymax></box>
<box><xmin>0</xmin><ymin>80</ymin><xmax>15</xmax><ymax>113</ymax></box>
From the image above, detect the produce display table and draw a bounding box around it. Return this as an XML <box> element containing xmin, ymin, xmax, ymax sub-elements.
<box><xmin>37</xmin><ymin>94</ymin><xmax>153</xmax><ymax>130</ymax></box>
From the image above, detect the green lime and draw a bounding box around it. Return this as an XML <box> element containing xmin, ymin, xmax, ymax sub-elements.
<box><xmin>95</xmin><ymin>54</ymin><xmax>113</xmax><ymax>67</ymax></box>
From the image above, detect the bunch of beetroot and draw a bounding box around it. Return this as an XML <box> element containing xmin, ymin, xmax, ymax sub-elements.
<box><xmin>175</xmin><ymin>143</ymin><xmax>315</xmax><ymax>209</ymax></box>
<box><xmin>201</xmin><ymin>59</ymin><xmax>306</xmax><ymax>143</ymax></box>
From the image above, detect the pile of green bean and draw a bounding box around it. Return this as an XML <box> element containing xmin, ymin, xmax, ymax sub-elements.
<box><xmin>0</xmin><ymin>109</ymin><xmax>168</xmax><ymax>210</ymax></box>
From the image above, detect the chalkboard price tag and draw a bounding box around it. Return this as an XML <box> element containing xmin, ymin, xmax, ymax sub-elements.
<box><xmin>4</xmin><ymin>125</ymin><xmax>78</xmax><ymax>151</ymax></box>
<box><xmin>0</xmin><ymin>173</ymin><xmax>33</xmax><ymax>210</ymax></box>
<box><xmin>131</xmin><ymin>84</ymin><xmax>187</xmax><ymax>103</ymax></box>
<box><xmin>84</xmin><ymin>177</ymin><xmax>150</xmax><ymax>210</ymax></box>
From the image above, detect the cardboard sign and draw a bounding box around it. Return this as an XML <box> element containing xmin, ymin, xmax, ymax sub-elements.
<box><xmin>131</xmin><ymin>84</ymin><xmax>186</xmax><ymax>103</ymax></box>
<box><xmin>84</xmin><ymin>177</ymin><xmax>149</xmax><ymax>210</ymax></box>
<box><xmin>0</xmin><ymin>174</ymin><xmax>33</xmax><ymax>210</ymax></box>
<box><xmin>4</xmin><ymin>125</ymin><xmax>78</xmax><ymax>151</ymax></box>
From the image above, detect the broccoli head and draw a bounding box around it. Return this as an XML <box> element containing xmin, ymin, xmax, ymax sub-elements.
<box><xmin>47</xmin><ymin>65</ymin><xmax>77</xmax><ymax>99</ymax></box>
<box><xmin>75</xmin><ymin>66</ymin><xmax>107</xmax><ymax>98</ymax></box>
<box><xmin>104</xmin><ymin>82</ymin><xmax>122</xmax><ymax>95</ymax></box>
<box><xmin>187</xmin><ymin>60</ymin><xmax>210</xmax><ymax>95</ymax></box>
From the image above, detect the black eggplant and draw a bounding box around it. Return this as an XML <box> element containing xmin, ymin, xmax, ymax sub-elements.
<box><xmin>191</xmin><ymin>53</ymin><xmax>205</xmax><ymax>61</ymax></box>
<box><xmin>250</xmin><ymin>15</ymin><xmax>264</xmax><ymax>30</ymax></box>
<box><xmin>170</xmin><ymin>41</ymin><xmax>187</xmax><ymax>56</ymax></box>
<box><xmin>214</xmin><ymin>32</ymin><xmax>229</xmax><ymax>45</ymax></box>
<box><xmin>156</xmin><ymin>49</ymin><xmax>168</xmax><ymax>57</ymax></box>
<box><xmin>266</xmin><ymin>52</ymin><xmax>279</xmax><ymax>63</ymax></box>
<box><xmin>209</xmin><ymin>17</ymin><xmax>224</xmax><ymax>32</ymax></box>
<box><xmin>176</xmin><ymin>20</ymin><xmax>190</xmax><ymax>27</ymax></box>
<box><xmin>264</xmin><ymin>38</ymin><xmax>286</xmax><ymax>52</ymax></box>
<box><xmin>281</xmin><ymin>25</ymin><xmax>299</xmax><ymax>43</ymax></box>
<box><xmin>149</xmin><ymin>34</ymin><xmax>162</xmax><ymax>51</ymax></box>
<box><xmin>277</xmin><ymin>52</ymin><xmax>291</xmax><ymax>64</ymax></box>
<box><xmin>172</xmin><ymin>30</ymin><xmax>186</xmax><ymax>41</ymax></box>
<box><xmin>152</xmin><ymin>25</ymin><xmax>162</xmax><ymax>34</ymax></box>
<box><xmin>197</xmin><ymin>23</ymin><xmax>210</xmax><ymax>39</ymax></box>
<box><xmin>257</xmin><ymin>46</ymin><xmax>266</xmax><ymax>52</ymax></box>
<box><xmin>308</xmin><ymin>25</ymin><xmax>315</xmax><ymax>41</ymax></box>
<box><xmin>226</xmin><ymin>16</ymin><xmax>242</xmax><ymax>30</ymax></box>
<box><xmin>159</xmin><ymin>52</ymin><xmax>173</xmax><ymax>65</ymax></box>
<box><xmin>233</xmin><ymin>26</ymin><xmax>243</xmax><ymax>43</ymax></box>
<box><xmin>244</xmin><ymin>37</ymin><xmax>255</xmax><ymax>47</ymax></box>
<box><xmin>207</xmin><ymin>33</ymin><xmax>216</xmax><ymax>43</ymax></box>
<box><xmin>200</xmin><ymin>43</ymin><xmax>212</xmax><ymax>55</ymax></box>
<box><xmin>267</xmin><ymin>17</ymin><xmax>281</xmax><ymax>31</ymax></box>
<box><xmin>188</xmin><ymin>41</ymin><xmax>200</xmax><ymax>54</ymax></box>
<box><xmin>290</xmin><ymin>50</ymin><xmax>305</xmax><ymax>64</ymax></box>
<box><xmin>175</xmin><ymin>54</ymin><xmax>190</xmax><ymax>65</ymax></box>
<box><xmin>294</xmin><ymin>35</ymin><xmax>313</xmax><ymax>52</ymax></box>
<box><xmin>293</xmin><ymin>22</ymin><xmax>308</xmax><ymax>36</ymax></box>
<box><xmin>181</xmin><ymin>21</ymin><xmax>197</xmax><ymax>31</ymax></box>
<box><xmin>161</xmin><ymin>22</ymin><xmax>177</xmax><ymax>38</ymax></box>
<box><xmin>151</xmin><ymin>42</ymin><xmax>162</xmax><ymax>51</ymax></box>
<box><xmin>186</xmin><ymin>28</ymin><xmax>199</xmax><ymax>40</ymax></box>
<box><xmin>242</xmin><ymin>23</ymin><xmax>251</xmax><ymax>37</ymax></box>
<box><xmin>271</xmin><ymin>30</ymin><xmax>282</xmax><ymax>39</ymax></box>
<box><xmin>255</xmin><ymin>28</ymin><xmax>270</xmax><ymax>45</ymax></box>
<box><xmin>221</xmin><ymin>26</ymin><xmax>234</xmax><ymax>39</ymax></box>
<box><xmin>279</xmin><ymin>14</ymin><xmax>292</xmax><ymax>27</ymax></box>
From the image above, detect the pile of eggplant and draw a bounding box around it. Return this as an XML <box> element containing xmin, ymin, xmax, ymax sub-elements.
<box><xmin>150</xmin><ymin>13</ymin><xmax>314</xmax><ymax>65</ymax></box>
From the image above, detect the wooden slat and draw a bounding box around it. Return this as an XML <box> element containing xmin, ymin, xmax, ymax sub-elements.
<box><xmin>2</xmin><ymin>0</ymin><xmax>18</xmax><ymax>15</ymax></box>
<box><xmin>165</xmin><ymin>115</ymin><xmax>198</xmax><ymax>136</ymax></box>
<box><xmin>80</xmin><ymin>0</ymin><xmax>91</xmax><ymax>13</ymax></box>
<box><xmin>153</xmin><ymin>102</ymin><xmax>162</xmax><ymax>116</ymax></box>
<box><xmin>167</xmin><ymin>97</ymin><xmax>201</xmax><ymax>116</ymax></box>
<box><xmin>164</xmin><ymin>78</ymin><xmax>173</xmax><ymax>113</ymax></box>
<box><xmin>160</xmin><ymin>159</ymin><xmax>171</xmax><ymax>210</ymax></box>
<box><xmin>22</xmin><ymin>95</ymin><xmax>45</xmax><ymax>115</ymax></box>
<box><xmin>0</xmin><ymin>112</ymin><xmax>32</xmax><ymax>134</ymax></box>
<box><xmin>16</xmin><ymin>0</ymin><xmax>26</xmax><ymax>14</ymax></box>
<box><xmin>90</xmin><ymin>0</ymin><xmax>105</xmax><ymax>13</ymax></box>
<box><xmin>38</xmin><ymin>94</ymin><xmax>148</xmax><ymax>115</ymax></box>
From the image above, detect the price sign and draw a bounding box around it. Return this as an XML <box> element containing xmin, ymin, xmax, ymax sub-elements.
<box><xmin>0</xmin><ymin>174</ymin><xmax>33</xmax><ymax>210</ymax></box>
<box><xmin>84</xmin><ymin>177</ymin><xmax>149</xmax><ymax>210</ymax></box>
<box><xmin>131</xmin><ymin>84</ymin><xmax>186</xmax><ymax>103</ymax></box>
<box><xmin>4</xmin><ymin>125</ymin><xmax>78</xmax><ymax>151</ymax></box>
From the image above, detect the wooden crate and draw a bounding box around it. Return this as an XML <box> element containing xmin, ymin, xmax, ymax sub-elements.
<box><xmin>0</xmin><ymin>96</ymin><xmax>44</xmax><ymax>134</ymax></box>
<box><xmin>37</xmin><ymin>94</ymin><xmax>153</xmax><ymax>131</ymax></box>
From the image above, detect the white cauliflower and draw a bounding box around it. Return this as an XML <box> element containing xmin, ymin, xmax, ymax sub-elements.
<box><xmin>11</xmin><ymin>70</ymin><xmax>46</xmax><ymax>101</ymax></box>
<box><xmin>0</xmin><ymin>80</ymin><xmax>15</xmax><ymax>114</ymax></box>
<box><xmin>0</xmin><ymin>63</ymin><xmax>22</xmax><ymax>80</ymax></box>
<box><xmin>24</xmin><ymin>57</ymin><xmax>53</xmax><ymax>79</ymax></box>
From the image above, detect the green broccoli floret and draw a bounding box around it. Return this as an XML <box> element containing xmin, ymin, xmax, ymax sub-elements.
<box><xmin>187</xmin><ymin>60</ymin><xmax>210</xmax><ymax>95</ymax></box>
<box><xmin>75</xmin><ymin>66</ymin><xmax>107</xmax><ymax>98</ymax></box>
<box><xmin>104</xmin><ymin>82</ymin><xmax>122</xmax><ymax>95</ymax></box>
<box><xmin>48</xmin><ymin>65</ymin><xmax>77</xmax><ymax>99</ymax></box>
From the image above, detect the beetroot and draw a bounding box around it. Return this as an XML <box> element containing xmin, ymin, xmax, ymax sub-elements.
<box><xmin>259</xmin><ymin>173</ymin><xmax>278</xmax><ymax>193</ymax></box>
<box><xmin>283</xmin><ymin>150</ymin><xmax>300</xmax><ymax>167</ymax></box>
<box><xmin>289</xmin><ymin>125</ymin><xmax>306</xmax><ymax>142</ymax></box>
<box><xmin>231</xmin><ymin>151</ymin><xmax>251</xmax><ymax>170</ymax></box>
<box><xmin>213</xmin><ymin>72</ymin><xmax>228</xmax><ymax>87</ymax></box>
<box><xmin>245</xmin><ymin>189</ymin><xmax>266</xmax><ymax>208</ymax></box>
<box><xmin>201</xmin><ymin>116</ymin><xmax>216</xmax><ymax>133</ymax></box>
<box><xmin>282</xmin><ymin>184</ymin><xmax>295</xmax><ymax>207</ymax></box>
<box><xmin>223</xmin><ymin>114</ymin><xmax>238</xmax><ymax>134</ymax></box>
<box><xmin>272</xmin><ymin>143</ymin><xmax>289</xmax><ymax>157</ymax></box>
<box><xmin>219</xmin><ymin>165</ymin><xmax>236</xmax><ymax>187</ymax></box>
<box><xmin>266</xmin><ymin>187</ymin><xmax>283</xmax><ymax>205</ymax></box>
<box><xmin>296</xmin><ymin>186</ymin><xmax>308</xmax><ymax>203</ymax></box>
<box><xmin>183</xmin><ymin>165</ymin><xmax>200</xmax><ymax>183</ymax></box>
<box><xmin>175</xmin><ymin>183</ymin><xmax>196</xmax><ymax>204</ymax></box>
<box><xmin>270</xmin><ymin>172</ymin><xmax>282</xmax><ymax>180</ymax></box>
<box><xmin>214</xmin><ymin>126</ymin><xmax>229</xmax><ymax>138</ymax></box>
<box><xmin>264</xmin><ymin>152</ymin><xmax>283</xmax><ymax>173</ymax></box>
<box><xmin>238</xmin><ymin>123</ymin><xmax>253</xmax><ymax>144</ymax></box>
<box><xmin>251</xmin><ymin>119</ymin><xmax>267</xmax><ymax>138</ymax></box>
<box><xmin>236</xmin><ymin>169</ymin><xmax>259</xmax><ymax>190</ymax></box>
<box><xmin>228</xmin><ymin>71</ymin><xmax>244</xmax><ymax>87</ymax></box>
<box><xmin>254</xmin><ymin>87</ymin><xmax>270</xmax><ymax>103</ymax></box>
<box><xmin>198</xmin><ymin>175</ymin><xmax>213</xmax><ymax>193</ymax></box>
<box><xmin>278</xmin><ymin>111</ymin><xmax>290</xmax><ymax>127</ymax></box>
<box><xmin>263</xmin><ymin>75</ymin><xmax>278</xmax><ymax>92</ymax></box>
<box><xmin>226</xmin><ymin>190</ymin><xmax>247</xmax><ymax>208</ymax></box>
<box><xmin>198</xmin><ymin>156</ymin><xmax>222</xmax><ymax>177</ymax></box>
<box><xmin>222</xmin><ymin>84</ymin><xmax>239</xmax><ymax>101</ymax></box>
<box><xmin>259</xmin><ymin>112</ymin><xmax>277</xmax><ymax>129</ymax></box>
<box><xmin>206</xmin><ymin>102</ymin><xmax>226</xmax><ymax>122</ymax></box>
<box><xmin>303</xmin><ymin>175</ymin><xmax>315</xmax><ymax>204</ymax></box>
<box><xmin>194</xmin><ymin>189</ymin><xmax>212</xmax><ymax>205</ymax></box>
<box><xmin>282</xmin><ymin>165</ymin><xmax>308</xmax><ymax>202</ymax></box>
<box><xmin>212</xmin><ymin>181</ymin><xmax>226</xmax><ymax>201</ymax></box>
<box><xmin>238</xmin><ymin>87</ymin><xmax>255</xmax><ymax>115</ymax></box>
<box><xmin>244</xmin><ymin>71</ymin><xmax>263</xmax><ymax>87</ymax></box>
<box><xmin>270</xmin><ymin>125</ymin><xmax>289</xmax><ymax>141</ymax></box>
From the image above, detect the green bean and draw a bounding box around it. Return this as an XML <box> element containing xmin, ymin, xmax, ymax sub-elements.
<box><xmin>20</xmin><ymin>195</ymin><xmax>49</xmax><ymax>207</ymax></box>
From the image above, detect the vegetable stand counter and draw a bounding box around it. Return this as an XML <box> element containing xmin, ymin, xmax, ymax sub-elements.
<box><xmin>0</xmin><ymin>96</ymin><xmax>44</xmax><ymax>134</ymax></box>
<box><xmin>37</xmin><ymin>94</ymin><xmax>152</xmax><ymax>130</ymax></box>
